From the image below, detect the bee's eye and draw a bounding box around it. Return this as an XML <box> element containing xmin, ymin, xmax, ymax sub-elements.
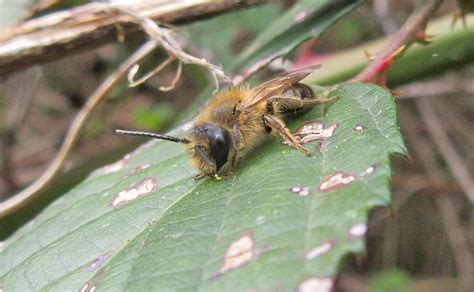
<box><xmin>215</xmin><ymin>134</ymin><xmax>225</xmax><ymax>147</ymax></box>
<box><xmin>205</xmin><ymin>125</ymin><xmax>231</xmax><ymax>172</ymax></box>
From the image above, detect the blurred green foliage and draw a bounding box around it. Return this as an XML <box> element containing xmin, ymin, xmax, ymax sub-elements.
<box><xmin>369</xmin><ymin>269</ymin><xmax>412</xmax><ymax>292</ymax></box>
<box><xmin>133</xmin><ymin>103</ymin><xmax>176</xmax><ymax>131</ymax></box>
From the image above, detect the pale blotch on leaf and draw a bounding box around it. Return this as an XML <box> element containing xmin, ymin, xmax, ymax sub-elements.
<box><xmin>85</xmin><ymin>254</ymin><xmax>109</xmax><ymax>272</ymax></box>
<box><xmin>102</xmin><ymin>156</ymin><xmax>128</xmax><ymax>174</ymax></box>
<box><xmin>110</xmin><ymin>177</ymin><xmax>158</xmax><ymax>208</ymax></box>
<box><xmin>289</xmin><ymin>186</ymin><xmax>310</xmax><ymax>197</ymax></box>
<box><xmin>288</xmin><ymin>120</ymin><xmax>338</xmax><ymax>145</ymax></box>
<box><xmin>79</xmin><ymin>283</ymin><xmax>97</xmax><ymax>292</ymax></box>
<box><xmin>294</xmin><ymin>11</ymin><xmax>309</xmax><ymax>23</ymax></box>
<box><xmin>305</xmin><ymin>240</ymin><xmax>335</xmax><ymax>260</ymax></box>
<box><xmin>349</xmin><ymin>223</ymin><xmax>367</xmax><ymax>240</ymax></box>
<box><xmin>361</xmin><ymin>164</ymin><xmax>376</xmax><ymax>177</ymax></box>
<box><xmin>132</xmin><ymin>164</ymin><xmax>151</xmax><ymax>173</ymax></box>
<box><xmin>352</xmin><ymin>125</ymin><xmax>366</xmax><ymax>132</ymax></box>
<box><xmin>297</xmin><ymin>277</ymin><xmax>334</xmax><ymax>292</ymax></box>
<box><xmin>218</xmin><ymin>232</ymin><xmax>255</xmax><ymax>275</ymax></box>
<box><xmin>256</xmin><ymin>215</ymin><xmax>266</xmax><ymax>225</ymax></box>
<box><xmin>318</xmin><ymin>172</ymin><xmax>355</xmax><ymax>193</ymax></box>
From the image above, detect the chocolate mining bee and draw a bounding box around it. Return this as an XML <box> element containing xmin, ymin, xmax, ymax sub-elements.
<box><xmin>116</xmin><ymin>67</ymin><xmax>336</xmax><ymax>179</ymax></box>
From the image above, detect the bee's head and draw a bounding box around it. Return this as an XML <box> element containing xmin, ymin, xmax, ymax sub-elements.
<box><xmin>191</xmin><ymin>125</ymin><xmax>232</xmax><ymax>175</ymax></box>
<box><xmin>114</xmin><ymin>125</ymin><xmax>233</xmax><ymax>177</ymax></box>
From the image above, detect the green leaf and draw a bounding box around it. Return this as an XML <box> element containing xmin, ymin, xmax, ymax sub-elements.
<box><xmin>231</xmin><ymin>0</ymin><xmax>366</xmax><ymax>72</ymax></box>
<box><xmin>184</xmin><ymin>4</ymin><xmax>282</xmax><ymax>67</ymax></box>
<box><xmin>134</xmin><ymin>103</ymin><xmax>176</xmax><ymax>131</ymax></box>
<box><xmin>0</xmin><ymin>83</ymin><xmax>405</xmax><ymax>290</ymax></box>
<box><xmin>368</xmin><ymin>269</ymin><xmax>412</xmax><ymax>292</ymax></box>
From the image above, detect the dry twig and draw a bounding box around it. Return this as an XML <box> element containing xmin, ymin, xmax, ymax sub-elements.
<box><xmin>116</xmin><ymin>7</ymin><xmax>231</xmax><ymax>91</ymax></box>
<box><xmin>0</xmin><ymin>0</ymin><xmax>260</xmax><ymax>217</ymax></box>
<box><xmin>0</xmin><ymin>0</ymin><xmax>268</xmax><ymax>77</ymax></box>
<box><xmin>0</xmin><ymin>40</ymin><xmax>158</xmax><ymax>217</ymax></box>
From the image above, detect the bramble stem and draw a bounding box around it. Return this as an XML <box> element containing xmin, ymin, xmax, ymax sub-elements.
<box><xmin>351</xmin><ymin>0</ymin><xmax>443</xmax><ymax>83</ymax></box>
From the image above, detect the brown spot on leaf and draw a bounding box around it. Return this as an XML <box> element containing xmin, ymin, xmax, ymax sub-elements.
<box><xmin>305</xmin><ymin>240</ymin><xmax>336</xmax><ymax>260</ymax></box>
<box><xmin>110</xmin><ymin>177</ymin><xmax>158</xmax><ymax>208</ymax></box>
<box><xmin>349</xmin><ymin>223</ymin><xmax>367</xmax><ymax>240</ymax></box>
<box><xmin>297</xmin><ymin>277</ymin><xmax>334</xmax><ymax>292</ymax></box>
<box><xmin>122</xmin><ymin>164</ymin><xmax>152</xmax><ymax>179</ymax></box>
<box><xmin>319</xmin><ymin>172</ymin><xmax>355</xmax><ymax>193</ymax></box>
<box><xmin>289</xmin><ymin>186</ymin><xmax>310</xmax><ymax>197</ymax></box>
<box><xmin>219</xmin><ymin>232</ymin><xmax>255</xmax><ymax>275</ymax></box>
<box><xmin>352</xmin><ymin>125</ymin><xmax>366</xmax><ymax>132</ymax></box>
<box><xmin>85</xmin><ymin>254</ymin><xmax>109</xmax><ymax>272</ymax></box>
<box><xmin>289</xmin><ymin>121</ymin><xmax>338</xmax><ymax>145</ymax></box>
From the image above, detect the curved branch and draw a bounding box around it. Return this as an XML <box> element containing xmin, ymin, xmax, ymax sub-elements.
<box><xmin>0</xmin><ymin>40</ymin><xmax>158</xmax><ymax>218</ymax></box>
<box><xmin>0</xmin><ymin>0</ymin><xmax>268</xmax><ymax>78</ymax></box>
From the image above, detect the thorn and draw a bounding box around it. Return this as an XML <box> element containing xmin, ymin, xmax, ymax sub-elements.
<box><xmin>390</xmin><ymin>45</ymin><xmax>407</xmax><ymax>59</ymax></box>
<box><xmin>363</xmin><ymin>49</ymin><xmax>376</xmax><ymax>61</ymax></box>
<box><xmin>391</xmin><ymin>89</ymin><xmax>404</xmax><ymax>97</ymax></box>
<box><xmin>415</xmin><ymin>31</ymin><xmax>436</xmax><ymax>45</ymax></box>
<box><xmin>378</xmin><ymin>45</ymin><xmax>406</xmax><ymax>73</ymax></box>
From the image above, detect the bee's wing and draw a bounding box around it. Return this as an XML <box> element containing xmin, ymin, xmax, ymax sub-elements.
<box><xmin>242</xmin><ymin>65</ymin><xmax>320</xmax><ymax>109</ymax></box>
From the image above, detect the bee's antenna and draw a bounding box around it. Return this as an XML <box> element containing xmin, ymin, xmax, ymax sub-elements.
<box><xmin>115</xmin><ymin>129</ymin><xmax>190</xmax><ymax>144</ymax></box>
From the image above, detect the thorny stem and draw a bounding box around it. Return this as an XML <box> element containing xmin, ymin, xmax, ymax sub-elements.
<box><xmin>0</xmin><ymin>40</ymin><xmax>158</xmax><ymax>218</ymax></box>
<box><xmin>351</xmin><ymin>0</ymin><xmax>444</xmax><ymax>83</ymax></box>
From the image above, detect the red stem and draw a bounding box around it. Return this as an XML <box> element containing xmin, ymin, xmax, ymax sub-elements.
<box><xmin>351</xmin><ymin>0</ymin><xmax>443</xmax><ymax>83</ymax></box>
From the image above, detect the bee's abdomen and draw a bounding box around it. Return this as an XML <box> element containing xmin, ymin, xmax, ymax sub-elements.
<box><xmin>283</xmin><ymin>83</ymin><xmax>314</xmax><ymax>100</ymax></box>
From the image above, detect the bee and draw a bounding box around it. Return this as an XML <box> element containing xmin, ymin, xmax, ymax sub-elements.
<box><xmin>116</xmin><ymin>66</ymin><xmax>336</xmax><ymax>179</ymax></box>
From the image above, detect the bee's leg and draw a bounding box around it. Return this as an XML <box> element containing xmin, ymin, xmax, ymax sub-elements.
<box><xmin>302</xmin><ymin>94</ymin><xmax>339</xmax><ymax>106</ymax></box>
<box><xmin>229</xmin><ymin>124</ymin><xmax>241</xmax><ymax>173</ymax></box>
<box><xmin>263</xmin><ymin>114</ymin><xmax>310</xmax><ymax>156</ymax></box>
<box><xmin>266</xmin><ymin>96</ymin><xmax>303</xmax><ymax>113</ymax></box>
<box><xmin>194</xmin><ymin>173</ymin><xmax>206</xmax><ymax>181</ymax></box>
